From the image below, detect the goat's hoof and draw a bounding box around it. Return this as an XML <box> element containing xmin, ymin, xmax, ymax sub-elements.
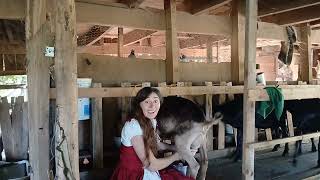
<box><xmin>282</xmin><ymin>151</ymin><xmax>289</xmax><ymax>157</ymax></box>
<box><xmin>292</xmin><ymin>159</ymin><xmax>297</xmax><ymax>167</ymax></box>
<box><xmin>272</xmin><ymin>145</ymin><xmax>280</xmax><ymax>152</ymax></box>
<box><xmin>233</xmin><ymin>156</ymin><xmax>241</xmax><ymax>162</ymax></box>
<box><xmin>312</xmin><ymin>147</ymin><xmax>317</xmax><ymax>152</ymax></box>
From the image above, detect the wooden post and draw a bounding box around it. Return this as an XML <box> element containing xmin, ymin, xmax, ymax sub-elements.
<box><xmin>205</xmin><ymin>82</ymin><xmax>213</xmax><ymax>151</ymax></box>
<box><xmin>118</xmin><ymin>27</ymin><xmax>123</xmax><ymax>57</ymax></box>
<box><xmin>92</xmin><ymin>83</ymin><xmax>103</xmax><ymax>168</ymax></box>
<box><xmin>217</xmin><ymin>41</ymin><xmax>220</xmax><ymax>63</ymax></box>
<box><xmin>54</xmin><ymin>0</ymin><xmax>79</xmax><ymax>179</ymax></box>
<box><xmin>265</xmin><ymin>128</ymin><xmax>272</xmax><ymax>141</ymax></box>
<box><xmin>299</xmin><ymin>24</ymin><xmax>312</xmax><ymax>83</ymax></box>
<box><xmin>121</xmin><ymin>82</ymin><xmax>131</xmax><ymax>122</ymax></box>
<box><xmin>286</xmin><ymin>111</ymin><xmax>295</xmax><ymax>137</ymax></box>
<box><xmin>218</xmin><ymin>82</ymin><xmax>227</xmax><ymax>150</ymax></box>
<box><xmin>207</xmin><ymin>41</ymin><xmax>213</xmax><ymax>63</ymax></box>
<box><xmin>231</xmin><ymin>0</ymin><xmax>245</xmax><ymax>84</ymax></box>
<box><xmin>255</xmin><ymin>129</ymin><xmax>259</xmax><ymax>142</ymax></box>
<box><xmin>243</xmin><ymin>0</ymin><xmax>257</xmax><ymax>179</ymax></box>
<box><xmin>26</xmin><ymin>0</ymin><xmax>52</xmax><ymax>179</ymax></box>
<box><xmin>164</xmin><ymin>0</ymin><xmax>179</xmax><ymax>84</ymax></box>
<box><xmin>178</xmin><ymin>81</ymin><xmax>193</xmax><ymax>101</ymax></box>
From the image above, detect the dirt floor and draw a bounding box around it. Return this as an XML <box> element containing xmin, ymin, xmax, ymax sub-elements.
<box><xmin>80</xmin><ymin>143</ymin><xmax>320</xmax><ymax>180</ymax></box>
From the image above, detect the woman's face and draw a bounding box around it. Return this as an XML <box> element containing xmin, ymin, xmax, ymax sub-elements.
<box><xmin>139</xmin><ymin>92</ymin><xmax>161</xmax><ymax>119</ymax></box>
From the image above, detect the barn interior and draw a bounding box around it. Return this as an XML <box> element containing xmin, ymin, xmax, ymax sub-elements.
<box><xmin>0</xmin><ymin>0</ymin><xmax>320</xmax><ymax>179</ymax></box>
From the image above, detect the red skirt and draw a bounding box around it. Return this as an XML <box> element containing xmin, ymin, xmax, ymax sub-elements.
<box><xmin>110</xmin><ymin>145</ymin><xmax>194</xmax><ymax>180</ymax></box>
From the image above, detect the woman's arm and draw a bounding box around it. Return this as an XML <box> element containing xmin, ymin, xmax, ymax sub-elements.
<box><xmin>158</xmin><ymin>141</ymin><xmax>176</xmax><ymax>152</ymax></box>
<box><xmin>131</xmin><ymin>135</ymin><xmax>180</xmax><ymax>171</ymax></box>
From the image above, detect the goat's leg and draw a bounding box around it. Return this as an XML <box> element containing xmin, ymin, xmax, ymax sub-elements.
<box><xmin>0</xmin><ymin>136</ymin><xmax>2</xmax><ymax>161</ymax></box>
<box><xmin>197</xmin><ymin>142</ymin><xmax>208</xmax><ymax>180</ymax></box>
<box><xmin>293</xmin><ymin>140</ymin><xmax>302</xmax><ymax>166</ymax></box>
<box><xmin>233</xmin><ymin>129</ymin><xmax>242</xmax><ymax>162</ymax></box>
<box><xmin>175</xmin><ymin>136</ymin><xmax>200</xmax><ymax>179</ymax></box>
<box><xmin>311</xmin><ymin>138</ymin><xmax>317</xmax><ymax>152</ymax></box>
<box><xmin>317</xmin><ymin>137</ymin><xmax>320</xmax><ymax>167</ymax></box>
<box><xmin>272</xmin><ymin>127</ymin><xmax>281</xmax><ymax>152</ymax></box>
<box><xmin>280</xmin><ymin>116</ymin><xmax>290</xmax><ymax>156</ymax></box>
<box><xmin>283</xmin><ymin>143</ymin><xmax>289</xmax><ymax>157</ymax></box>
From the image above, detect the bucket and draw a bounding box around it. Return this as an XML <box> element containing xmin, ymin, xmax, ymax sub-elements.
<box><xmin>77</xmin><ymin>78</ymin><xmax>92</xmax><ymax>120</ymax></box>
<box><xmin>256</xmin><ymin>72</ymin><xmax>266</xmax><ymax>85</ymax></box>
<box><xmin>173</xmin><ymin>163</ymin><xmax>188</xmax><ymax>176</ymax></box>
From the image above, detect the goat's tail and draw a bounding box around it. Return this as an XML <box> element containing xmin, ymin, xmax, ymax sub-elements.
<box><xmin>203</xmin><ymin>112</ymin><xmax>223</xmax><ymax>132</ymax></box>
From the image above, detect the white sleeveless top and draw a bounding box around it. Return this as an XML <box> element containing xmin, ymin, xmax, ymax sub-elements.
<box><xmin>121</xmin><ymin>118</ymin><xmax>161</xmax><ymax>180</ymax></box>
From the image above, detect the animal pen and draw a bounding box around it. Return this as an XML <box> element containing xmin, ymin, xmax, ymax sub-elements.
<box><xmin>0</xmin><ymin>0</ymin><xmax>320</xmax><ymax>180</ymax></box>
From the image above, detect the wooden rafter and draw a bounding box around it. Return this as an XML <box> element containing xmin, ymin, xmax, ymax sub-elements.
<box><xmin>0</xmin><ymin>44</ymin><xmax>25</xmax><ymax>54</ymax></box>
<box><xmin>179</xmin><ymin>34</ymin><xmax>226</xmax><ymax>49</ymax></box>
<box><xmin>77</xmin><ymin>25</ymin><xmax>111</xmax><ymax>46</ymax></box>
<box><xmin>260</xmin><ymin>4</ymin><xmax>320</xmax><ymax>26</ymax></box>
<box><xmin>258</xmin><ymin>0</ymin><xmax>320</xmax><ymax>18</ymax></box>
<box><xmin>189</xmin><ymin>0</ymin><xmax>232</xmax><ymax>15</ymax></box>
<box><xmin>2</xmin><ymin>1</ymin><xmax>302</xmax><ymax>41</ymax></box>
<box><xmin>78</xmin><ymin>43</ymin><xmax>166</xmax><ymax>55</ymax></box>
<box><xmin>311</xmin><ymin>19</ymin><xmax>320</xmax><ymax>29</ymax></box>
<box><xmin>123</xmin><ymin>29</ymin><xmax>156</xmax><ymax>46</ymax></box>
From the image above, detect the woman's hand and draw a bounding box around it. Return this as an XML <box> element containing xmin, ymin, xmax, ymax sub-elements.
<box><xmin>190</xmin><ymin>149</ymin><xmax>198</xmax><ymax>156</ymax></box>
<box><xmin>172</xmin><ymin>152</ymin><xmax>182</xmax><ymax>161</ymax></box>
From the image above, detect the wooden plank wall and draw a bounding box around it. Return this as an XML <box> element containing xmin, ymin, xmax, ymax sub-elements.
<box><xmin>77</xmin><ymin>54</ymin><xmax>232</xmax><ymax>85</ymax></box>
<box><xmin>0</xmin><ymin>97</ymin><xmax>28</xmax><ymax>161</ymax></box>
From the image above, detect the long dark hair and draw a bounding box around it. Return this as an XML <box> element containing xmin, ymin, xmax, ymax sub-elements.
<box><xmin>130</xmin><ymin>87</ymin><xmax>163</xmax><ymax>160</ymax></box>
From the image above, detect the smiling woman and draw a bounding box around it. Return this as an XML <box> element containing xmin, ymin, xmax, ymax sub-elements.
<box><xmin>110</xmin><ymin>87</ymin><xmax>194</xmax><ymax>180</ymax></box>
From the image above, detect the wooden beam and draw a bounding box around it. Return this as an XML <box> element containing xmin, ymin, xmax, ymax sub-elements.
<box><xmin>191</xmin><ymin>0</ymin><xmax>232</xmax><ymax>15</ymax></box>
<box><xmin>76</xmin><ymin>2</ymin><xmax>232</xmax><ymax>36</ymax></box>
<box><xmin>1</xmin><ymin>1</ymin><xmax>312</xmax><ymax>42</ymax></box>
<box><xmin>299</xmin><ymin>24</ymin><xmax>312</xmax><ymax>82</ymax></box>
<box><xmin>258</xmin><ymin>0</ymin><xmax>320</xmax><ymax>18</ymax></box>
<box><xmin>78</xmin><ymin>43</ymin><xmax>166</xmax><ymax>55</ymax></box>
<box><xmin>231</xmin><ymin>0</ymin><xmax>245</xmax><ymax>84</ymax></box>
<box><xmin>77</xmin><ymin>25</ymin><xmax>111</xmax><ymax>46</ymax></box>
<box><xmin>243</xmin><ymin>0</ymin><xmax>257</xmax><ymax>179</ymax></box>
<box><xmin>311</xmin><ymin>19</ymin><xmax>320</xmax><ymax>27</ymax></box>
<box><xmin>123</xmin><ymin>29</ymin><xmax>157</xmax><ymax>46</ymax></box>
<box><xmin>164</xmin><ymin>0</ymin><xmax>179</xmax><ymax>83</ymax></box>
<box><xmin>25</xmin><ymin>0</ymin><xmax>51</xmax><ymax>179</ymax></box>
<box><xmin>179</xmin><ymin>34</ymin><xmax>225</xmax><ymax>49</ymax></box>
<box><xmin>54</xmin><ymin>0</ymin><xmax>79</xmax><ymax>179</ymax></box>
<box><xmin>50</xmin><ymin>86</ymin><xmax>245</xmax><ymax>98</ymax></box>
<box><xmin>261</xmin><ymin>4</ymin><xmax>320</xmax><ymax>26</ymax></box>
<box><xmin>248</xmin><ymin>85</ymin><xmax>320</xmax><ymax>101</ymax></box>
<box><xmin>91</xmin><ymin>83</ymin><xmax>103</xmax><ymax>168</ymax></box>
<box><xmin>249</xmin><ymin>131</ymin><xmax>320</xmax><ymax>150</ymax></box>
<box><xmin>0</xmin><ymin>70</ymin><xmax>26</xmax><ymax>76</ymax></box>
<box><xmin>0</xmin><ymin>44</ymin><xmax>26</xmax><ymax>54</ymax></box>
<box><xmin>0</xmin><ymin>0</ymin><xmax>25</xmax><ymax>20</ymax></box>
